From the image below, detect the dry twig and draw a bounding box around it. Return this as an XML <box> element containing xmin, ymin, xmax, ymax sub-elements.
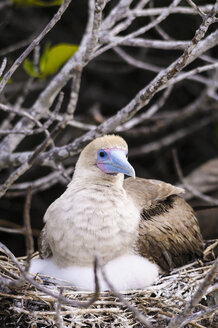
<box><xmin>0</xmin><ymin>242</ymin><xmax>100</xmax><ymax>308</ymax></box>
<box><xmin>23</xmin><ymin>187</ymin><xmax>34</xmax><ymax>272</ymax></box>
<box><xmin>168</xmin><ymin>258</ymin><xmax>218</xmax><ymax>328</ymax></box>
<box><xmin>173</xmin><ymin>149</ymin><xmax>218</xmax><ymax>206</ymax></box>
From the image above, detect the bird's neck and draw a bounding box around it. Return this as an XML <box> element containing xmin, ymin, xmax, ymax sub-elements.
<box><xmin>69</xmin><ymin>170</ymin><xmax>124</xmax><ymax>189</ymax></box>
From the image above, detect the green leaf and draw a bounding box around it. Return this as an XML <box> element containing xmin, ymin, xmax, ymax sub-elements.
<box><xmin>39</xmin><ymin>42</ymin><xmax>51</xmax><ymax>75</ymax></box>
<box><xmin>23</xmin><ymin>58</ymin><xmax>40</xmax><ymax>78</ymax></box>
<box><xmin>12</xmin><ymin>0</ymin><xmax>64</xmax><ymax>7</ymax></box>
<box><xmin>23</xmin><ymin>43</ymin><xmax>78</xmax><ymax>80</ymax></box>
<box><xmin>39</xmin><ymin>43</ymin><xmax>78</xmax><ymax>79</ymax></box>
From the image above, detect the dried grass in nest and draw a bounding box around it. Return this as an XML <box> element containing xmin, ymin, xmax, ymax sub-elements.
<box><xmin>0</xmin><ymin>240</ymin><xmax>217</xmax><ymax>328</ymax></box>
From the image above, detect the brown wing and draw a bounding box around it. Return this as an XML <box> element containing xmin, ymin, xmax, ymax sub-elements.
<box><xmin>124</xmin><ymin>178</ymin><xmax>204</xmax><ymax>272</ymax></box>
<box><xmin>38</xmin><ymin>225</ymin><xmax>52</xmax><ymax>259</ymax></box>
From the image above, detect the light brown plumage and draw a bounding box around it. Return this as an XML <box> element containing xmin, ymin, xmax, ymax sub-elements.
<box><xmin>39</xmin><ymin>135</ymin><xmax>204</xmax><ymax>272</ymax></box>
<box><xmin>124</xmin><ymin>178</ymin><xmax>203</xmax><ymax>271</ymax></box>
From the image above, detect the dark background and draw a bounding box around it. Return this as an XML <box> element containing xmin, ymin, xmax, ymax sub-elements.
<box><xmin>0</xmin><ymin>0</ymin><xmax>217</xmax><ymax>256</ymax></box>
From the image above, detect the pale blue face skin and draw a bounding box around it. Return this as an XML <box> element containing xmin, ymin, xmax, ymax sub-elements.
<box><xmin>96</xmin><ymin>148</ymin><xmax>135</xmax><ymax>178</ymax></box>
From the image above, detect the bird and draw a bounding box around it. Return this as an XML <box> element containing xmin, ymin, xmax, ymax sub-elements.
<box><xmin>30</xmin><ymin>135</ymin><xmax>204</xmax><ymax>291</ymax></box>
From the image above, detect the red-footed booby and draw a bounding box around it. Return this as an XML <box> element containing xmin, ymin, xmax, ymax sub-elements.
<box><xmin>30</xmin><ymin>135</ymin><xmax>204</xmax><ymax>291</ymax></box>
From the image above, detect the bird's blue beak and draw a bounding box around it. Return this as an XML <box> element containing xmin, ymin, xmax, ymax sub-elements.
<box><xmin>97</xmin><ymin>148</ymin><xmax>135</xmax><ymax>178</ymax></box>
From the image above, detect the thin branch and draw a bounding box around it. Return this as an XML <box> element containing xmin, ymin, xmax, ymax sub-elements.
<box><xmin>0</xmin><ymin>219</ymin><xmax>40</xmax><ymax>236</ymax></box>
<box><xmin>0</xmin><ymin>0</ymin><xmax>73</xmax><ymax>94</ymax></box>
<box><xmin>83</xmin><ymin>0</ymin><xmax>106</xmax><ymax>64</ymax></box>
<box><xmin>102</xmin><ymin>0</ymin><xmax>133</xmax><ymax>31</ymax></box>
<box><xmin>115</xmin><ymin>47</ymin><xmax>218</xmax><ymax>86</ymax></box>
<box><xmin>0</xmin><ymin>227</ymin><xmax>25</xmax><ymax>235</ymax></box>
<box><xmin>6</xmin><ymin>168</ymin><xmax>73</xmax><ymax>196</ymax></box>
<box><xmin>0</xmin><ymin>91</ymin><xmax>66</xmax><ymax>198</ymax></box>
<box><xmin>162</xmin><ymin>62</ymin><xmax>218</xmax><ymax>89</ymax></box>
<box><xmin>0</xmin><ymin>119</ymin><xmax>62</xmax><ymax>198</ymax></box>
<box><xmin>186</xmin><ymin>0</ymin><xmax>206</xmax><ymax>18</ymax></box>
<box><xmin>172</xmin><ymin>149</ymin><xmax>218</xmax><ymax>206</ymax></box>
<box><xmin>14</xmin><ymin>77</ymin><xmax>35</xmax><ymax>111</ymax></box>
<box><xmin>0</xmin><ymin>31</ymin><xmax>91</xmax><ymax>196</ymax></box>
<box><xmin>0</xmin><ymin>103</ymin><xmax>45</xmax><ymax>127</ymax></box>
<box><xmin>97</xmin><ymin>0</ymin><xmax>183</xmax><ymax>57</ymax></box>
<box><xmin>117</xmin><ymin>85</ymin><xmax>173</xmax><ymax>131</ymax></box>
<box><xmin>149</xmin><ymin>0</ymin><xmax>173</xmax><ymax>41</ymax></box>
<box><xmin>114</xmin><ymin>46</ymin><xmax>161</xmax><ymax>73</ymax></box>
<box><xmin>178</xmin><ymin>305</ymin><xmax>218</xmax><ymax>327</ymax></box>
<box><xmin>168</xmin><ymin>258</ymin><xmax>218</xmax><ymax>328</ymax></box>
<box><xmin>37</xmin><ymin>8</ymin><xmax>218</xmax><ymax>165</ymax></box>
<box><xmin>0</xmin><ymin>93</ymin><xmax>65</xmax><ymax>136</ymax></box>
<box><xmin>113</xmin><ymin>0</ymin><xmax>182</xmax><ymax>36</ymax></box>
<box><xmin>102</xmin><ymin>37</ymin><xmax>189</xmax><ymax>51</ymax></box>
<box><xmin>0</xmin><ymin>58</ymin><xmax>7</xmax><ymax>78</ymax></box>
<box><xmin>0</xmin><ymin>1</ymin><xmax>217</xmax><ymax>175</ymax></box>
<box><xmin>23</xmin><ymin>186</ymin><xmax>34</xmax><ymax>272</ymax></box>
<box><xmin>130</xmin><ymin>111</ymin><xmax>218</xmax><ymax>157</ymax></box>
<box><xmin>54</xmin><ymin>287</ymin><xmax>64</xmax><ymax>328</ymax></box>
<box><xmin>0</xmin><ymin>241</ymin><xmax>100</xmax><ymax>308</ymax></box>
<box><xmin>0</xmin><ymin>0</ymin><xmax>105</xmax><ymax>163</ymax></box>
<box><xmin>1</xmin><ymin>104</ymin><xmax>217</xmax><ymax>170</ymax></box>
<box><xmin>0</xmin><ymin>31</ymin><xmax>41</xmax><ymax>57</ymax></box>
<box><xmin>122</xmin><ymin>92</ymin><xmax>210</xmax><ymax>138</ymax></box>
<box><xmin>126</xmin><ymin>5</ymin><xmax>213</xmax><ymax>18</ymax></box>
<box><xmin>99</xmin><ymin>257</ymin><xmax>153</xmax><ymax>328</ymax></box>
<box><xmin>66</xmin><ymin>66</ymin><xmax>82</xmax><ymax>117</ymax></box>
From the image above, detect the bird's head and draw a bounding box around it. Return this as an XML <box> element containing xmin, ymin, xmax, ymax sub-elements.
<box><xmin>73</xmin><ymin>135</ymin><xmax>135</xmax><ymax>182</ymax></box>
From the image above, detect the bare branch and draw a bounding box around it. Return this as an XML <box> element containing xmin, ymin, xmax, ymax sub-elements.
<box><xmin>99</xmin><ymin>257</ymin><xmax>153</xmax><ymax>328</ymax></box>
<box><xmin>97</xmin><ymin>0</ymin><xmax>183</xmax><ymax>57</ymax></box>
<box><xmin>54</xmin><ymin>288</ymin><xmax>64</xmax><ymax>328</ymax></box>
<box><xmin>0</xmin><ymin>219</ymin><xmax>40</xmax><ymax>236</ymax></box>
<box><xmin>126</xmin><ymin>5</ymin><xmax>213</xmax><ymax>18</ymax></box>
<box><xmin>162</xmin><ymin>62</ymin><xmax>218</xmax><ymax>89</ymax></box>
<box><xmin>102</xmin><ymin>0</ymin><xmax>133</xmax><ymax>31</ymax></box>
<box><xmin>0</xmin><ymin>0</ymin><xmax>73</xmax><ymax>94</ymax></box>
<box><xmin>0</xmin><ymin>0</ymin><xmax>105</xmax><ymax>162</ymax></box>
<box><xmin>0</xmin><ymin>226</ymin><xmax>25</xmax><ymax>235</ymax></box>
<box><xmin>0</xmin><ymin>241</ymin><xmax>100</xmax><ymax>308</ymax></box>
<box><xmin>0</xmin><ymin>0</ymin><xmax>106</xmax><ymax>197</ymax></box>
<box><xmin>0</xmin><ymin>58</ymin><xmax>7</xmax><ymax>78</ymax></box>
<box><xmin>168</xmin><ymin>258</ymin><xmax>218</xmax><ymax>328</ymax></box>
<box><xmin>0</xmin><ymin>118</ymin><xmax>63</xmax><ymax>198</ymax></box>
<box><xmin>114</xmin><ymin>46</ymin><xmax>161</xmax><ymax>73</ymax></box>
<box><xmin>173</xmin><ymin>149</ymin><xmax>218</xmax><ymax>206</ymax></box>
<box><xmin>0</xmin><ymin>103</ymin><xmax>45</xmax><ymax>127</ymax></box>
<box><xmin>102</xmin><ymin>37</ymin><xmax>189</xmax><ymax>51</ymax></box>
<box><xmin>186</xmin><ymin>0</ymin><xmax>206</xmax><ymax>18</ymax></box>
<box><xmin>117</xmin><ymin>85</ymin><xmax>173</xmax><ymax>131</ymax></box>
<box><xmin>5</xmin><ymin>168</ymin><xmax>73</xmax><ymax>197</ymax></box>
<box><xmin>0</xmin><ymin>31</ymin><xmax>40</xmax><ymax>57</ymax></box>
<box><xmin>36</xmin><ymin>6</ymin><xmax>217</xmax><ymax>165</ymax></box>
<box><xmin>23</xmin><ymin>186</ymin><xmax>34</xmax><ymax>272</ymax></box>
<box><xmin>130</xmin><ymin>111</ymin><xmax>218</xmax><ymax>157</ymax></box>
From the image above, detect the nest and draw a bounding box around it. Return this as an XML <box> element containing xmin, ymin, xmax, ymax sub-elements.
<box><xmin>0</xmin><ymin>240</ymin><xmax>217</xmax><ymax>328</ymax></box>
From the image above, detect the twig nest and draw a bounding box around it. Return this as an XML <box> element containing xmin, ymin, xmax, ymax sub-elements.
<box><xmin>0</xmin><ymin>240</ymin><xmax>217</xmax><ymax>328</ymax></box>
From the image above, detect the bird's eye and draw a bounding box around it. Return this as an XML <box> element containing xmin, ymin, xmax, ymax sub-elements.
<box><xmin>98</xmin><ymin>150</ymin><xmax>107</xmax><ymax>159</ymax></box>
